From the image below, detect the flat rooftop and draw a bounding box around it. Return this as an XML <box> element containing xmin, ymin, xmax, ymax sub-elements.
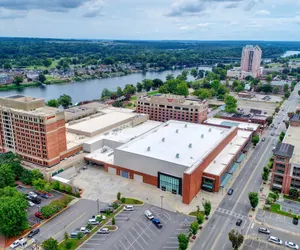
<box><xmin>283</xmin><ymin>126</ymin><xmax>300</xmax><ymax>165</ymax></box>
<box><xmin>67</xmin><ymin>111</ymin><xmax>137</xmax><ymax>137</ymax></box>
<box><xmin>117</xmin><ymin>120</ymin><xmax>233</xmax><ymax>167</ymax></box>
<box><xmin>2</xmin><ymin>95</ymin><xmax>43</xmax><ymax>103</ymax></box>
<box><xmin>205</xmin><ymin>118</ymin><xmax>259</xmax><ymax>131</ymax></box>
<box><xmin>204</xmin><ymin>130</ymin><xmax>252</xmax><ymax>176</ymax></box>
<box><xmin>85</xmin><ymin>120</ymin><xmax>161</xmax><ymax>145</ymax></box>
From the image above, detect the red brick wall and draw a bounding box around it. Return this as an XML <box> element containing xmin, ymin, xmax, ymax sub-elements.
<box><xmin>182</xmin><ymin>127</ymin><xmax>238</xmax><ymax>204</ymax></box>
<box><xmin>60</xmin><ymin>146</ymin><xmax>82</xmax><ymax>160</ymax></box>
<box><xmin>290</xmin><ymin>121</ymin><xmax>300</xmax><ymax>127</ymax></box>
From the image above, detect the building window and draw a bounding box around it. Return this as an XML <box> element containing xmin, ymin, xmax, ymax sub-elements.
<box><xmin>158</xmin><ymin>172</ymin><xmax>182</xmax><ymax>195</ymax></box>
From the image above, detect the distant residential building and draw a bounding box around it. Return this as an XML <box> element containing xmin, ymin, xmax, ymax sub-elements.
<box><xmin>0</xmin><ymin>74</ymin><xmax>13</xmax><ymax>85</ymax></box>
<box><xmin>241</xmin><ymin>45</ymin><xmax>262</xmax><ymax>78</ymax></box>
<box><xmin>0</xmin><ymin>95</ymin><xmax>80</xmax><ymax>167</ymax></box>
<box><xmin>26</xmin><ymin>73</ymin><xmax>39</xmax><ymax>81</ymax></box>
<box><xmin>136</xmin><ymin>94</ymin><xmax>208</xmax><ymax>123</ymax></box>
<box><xmin>271</xmin><ymin>114</ymin><xmax>300</xmax><ymax>194</ymax></box>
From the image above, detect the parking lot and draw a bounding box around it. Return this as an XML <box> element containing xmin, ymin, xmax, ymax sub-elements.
<box><xmin>17</xmin><ymin>185</ymin><xmax>64</xmax><ymax>226</ymax></box>
<box><xmin>79</xmin><ymin>203</ymin><xmax>192</xmax><ymax>250</ymax></box>
<box><xmin>278</xmin><ymin>199</ymin><xmax>300</xmax><ymax>215</ymax></box>
<box><xmin>243</xmin><ymin>238</ymin><xmax>284</xmax><ymax>250</ymax></box>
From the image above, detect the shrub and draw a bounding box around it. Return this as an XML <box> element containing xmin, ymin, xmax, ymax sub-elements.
<box><xmin>112</xmin><ymin>216</ymin><xmax>115</xmax><ymax>225</ymax></box>
<box><xmin>266</xmin><ymin>197</ymin><xmax>274</xmax><ymax>205</ymax></box>
<box><xmin>76</xmin><ymin>232</ymin><xmax>84</xmax><ymax>240</ymax></box>
<box><xmin>52</xmin><ymin>181</ymin><xmax>60</xmax><ymax>190</ymax></box>
<box><xmin>106</xmin><ymin>210</ymin><xmax>111</xmax><ymax>216</ymax></box>
<box><xmin>65</xmin><ymin>185</ymin><xmax>72</xmax><ymax>194</ymax></box>
<box><xmin>112</xmin><ymin>203</ymin><xmax>119</xmax><ymax>209</ymax></box>
<box><xmin>120</xmin><ymin>197</ymin><xmax>126</xmax><ymax>203</ymax></box>
<box><xmin>117</xmin><ymin>192</ymin><xmax>121</xmax><ymax>200</ymax></box>
<box><xmin>59</xmin><ymin>184</ymin><xmax>65</xmax><ymax>192</ymax></box>
<box><xmin>65</xmin><ymin>241</ymin><xmax>72</xmax><ymax>249</ymax></box>
<box><xmin>86</xmin><ymin>223</ymin><xmax>93</xmax><ymax>230</ymax></box>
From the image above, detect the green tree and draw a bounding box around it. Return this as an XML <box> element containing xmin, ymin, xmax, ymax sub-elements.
<box><xmin>52</xmin><ymin>180</ymin><xmax>60</xmax><ymax>190</ymax></box>
<box><xmin>39</xmin><ymin>73</ymin><xmax>46</xmax><ymax>83</ymax></box>
<box><xmin>175</xmin><ymin>82</ymin><xmax>189</xmax><ymax>96</ymax></box>
<box><xmin>42</xmin><ymin>238</ymin><xmax>59</xmax><ymax>250</ymax></box>
<box><xmin>289</xmin><ymin>188</ymin><xmax>298</xmax><ymax>199</ymax></box>
<box><xmin>177</xmin><ymin>233</ymin><xmax>189</xmax><ymax>250</ymax></box>
<box><xmin>273</xmin><ymin>86</ymin><xmax>279</xmax><ymax>94</ymax></box>
<box><xmin>197</xmin><ymin>213</ymin><xmax>204</xmax><ymax>225</ymax></box>
<box><xmin>123</xmin><ymin>84</ymin><xmax>136</xmax><ymax>95</ymax></box>
<box><xmin>76</xmin><ymin>232</ymin><xmax>84</xmax><ymax>240</ymax></box>
<box><xmin>252</xmin><ymin>135</ymin><xmax>260</xmax><ymax>146</ymax></box>
<box><xmin>0</xmin><ymin>189</ymin><xmax>28</xmax><ymax>237</ymax></box>
<box><xmin>46</xmin><ymin>99</ymin><xmax>59</xmax><ymax>108</ymax></box>
<box><xmin>232</xmin><ymin>80</ymin><xmax>240</xmax><ymax>89</ymax></box>
<box><xmin>112</xmin><ymin>216</ymin><xmax>116</xmax><ymax>225</ymax></box>
<box><xmin>64</xmin><ymin>231</ymin><xmax>69</xmax><ymax>241</ymax></box>
<box><xmin>190</xmin><ymin>68</ymin><xmax>198</xmax><ymax>78</ymax></box>
<box><xmin>116</xmin><ymin>86</ymin><xmax>124</xmax><ymax>97</ymax></box>
<box><xmin>279</xmin><ymin>131</ymin><xmax>286</xmax><ymax>142</ymax></box>
<box><xmin>13</xmin><ymin>75</ymin><xmax>23</xmax><ymax>86</ymax></box>
<box><xmin>117</xmin><ymin>192</ymin><xmax>121</xmax><ymax>200</ymax></box>
<box><xmin>228</xmin><ymin>229</ymin><xmax>244</xmax><ymax>250</ymax></box>
<box><xmin>33</xmin><ymin>178</ymin><xmax>47</xmax><ymax>191</ymax></box>
<box><xmin>142</xmin><ymin>79</ymin><xmax>153</xmax><ymax>92</ymax></box>
<box><xmin>262</xmin><ymin>171</ymin><xmax>269</xmax><ymax>181</ymax></box>
<box><xmin>44</xmin><ymin>183</ymin><xmax>52</xmax><ymax>193</ymax></box>
<box><xmin>3</xmin><ymin>62</ymin><xmax>12</xmax><ymax>69</ymax></box>
<box><xmin>58</xmin><ymin>94</ymin><xmax>72</xmax><ymax>108</ymax></box>
<box><xmin>43</xmin><ymin>58</ymin><xmax>53</xmax><ymax>67</ymax></box>
<box><xmin>298</xmin><ymin>90</ymin><xmax>300</xmax><ymax>96</ymax></box>
<box><xmin>196</xmin><ymin>89</ymin><xmax>212</xmax><ymax>100</ymax></box>
<box><xmin>136</xmin><ymin>82</ymin><xmax>143</xmax><ymax>92</ymax></box>
<box><xmin>283</xmin><ymin>83</ymin><xmax>289</xmax><ymax>93</ymax></box>
<box><xmin>65</xmin><ymin>185</ymin><xmax>72</xmax><ymax>194</ymax></box>
<box><xmin>266</xmin><ymin>116</ymin><xmax>273</xmax><ymax>126</ymax></box>
<box><xmin>152</xmin><ymin>78</ymin><xmax>164</xmax><ymax>89</ymax></box>
<box><xmin>224</xmin><ymin>95</ymin><xmax>237</xmax><ymax>113</ymax></box>
<box><xmin>248</xmin><ymin>192</ymin><xmax>259</xmax><ymax>209</ymax></box>
<box><xmin>203</xmin><ymin>200</ymin><xmax>212</xmax><ymax>218</ymax></box>
<box><xmin>20</xmin><ymin>169</ymin><xmax>33</xmax><ymax>185</ymax></box>
<box><xmin>266</xmin><ymin>74</ymin><xmax>272</xmax><ymax>83</ymax></box>
<box><xmin>190</xmin><ymin>221</ymin><xmax>199</xmax><ymax>235</ymax></box>
<box><xmin>166</xmin><ymin>74</ymin><xmax>174</xmax><ymax>81</ymax></box>
<box><xmin>0</xmin><ymin>164</ymin><xmax>15</xmax><ymax>188</ymax></box>
<box><xmin>284</xmin><ymin>91</ymin><xmax>290</xmax><ymax>99</ymax></box>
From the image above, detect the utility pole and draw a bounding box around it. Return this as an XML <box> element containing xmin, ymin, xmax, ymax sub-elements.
<box><xmin>160</xmin><ymin>195</ymin><xmax>164</xmax><ymax>212</ymax></box>
<box><xmin>97</xmin><ymin>199</ymin><xmax>99</xmax><ymax>214</ymax></box>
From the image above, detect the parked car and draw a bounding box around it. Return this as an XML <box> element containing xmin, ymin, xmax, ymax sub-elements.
<box><xmin>268</xmin><ymin>236</ymin><xmax>282</xmax><ymax>245</ymax></box>
<box><xmin>236</xmin><ymin>219</ymin><xmax>242</xmax><ymax>226</ymax></box>
<box><xmin>261</xmin><ymin>137</ymin><xmax>265</xmax><ymax>142</ymax></box>
<box><xmin>28</xmin><ymin>201</ymin><xmax>35</xmax><ymax>207</ymax></box>
<box><xmin>152</xmin><ymin>218</ymin><xmax>163</xmax><ymax>228</ymax></box>
<box><xmin>285</xmin><ymin>241</ymin><xmax>299</xmax><ymax>249</ymax></box>
<box><xmin>17</xmin><ymin>238</ymin><xmax>27</xmax><ymax>247</ymax></box>
<box><xmin>80</xmin><ymin>227</ymin><xmax>91</xmax><ymax>235</ymax></box>
<box><xmin>97</xmin><ymin>228</ymin><xmax>109</xmax><ymax>234</ymax></box>
<box><xmin>37</xmin><ymin>192</ymin><xmax>49</xmax><ymax>199</ymax></box>
<box><xmin>124</xmin><ymin>205</ymin><xmax>134</xmax><ymax>211</ymax></box>
<box><xmin>35</xmin><ymin>212</ymin><xmax>44</xmax><ymax>219</ymax></box>
<box><xmin>70</xmin><ymin>229</ymin><xmax>80</xmax><ymax>238</ymax></box>
<box><xmin>271</xmin><ymin>132</ymin><xmax>275</xmax><ymax>136</ymax></box>
<box><xmin>258</xmin><ymin>227</ymin><xmax>270</xmax><ymax>234</ymax></box>
<box><xmin>91</xmin><ymin>215</ymin><xmax>105</xmax><ymax>221</ymax></box>
<box><xmin>28</xmin><ymin>228</ymin><xmax>40</xmax><ymax>238</ymax></box>
<box><xmin>99</xmin><ymin>207</ymin><xmax>114</xmax><ymax>213</ymax></box>
<box><xmin>28</xmin><ymin>192</ymin><xmax>38</xmax><ymax>198</ymax></box>
<box><xmin>228</xmin><ymin>188</ymin><xmax>233</xmax><ymax>195</ymax></box>
<box><xmin>293</xmin><ymin>217</ymin><xmax>299</xmax><ymax>225</ymax></box>
<box><xmin>10</xmin><ymin>240</ymin><xmax>20</xmax><ymax>249</ymax></box>
<box><xmin>27</xmin><ymin>195</ymin><xmax>41</xmax><ymax>204</ymax></box>
<box><xmin>144</xmin><ymin>210</ymin><xmax>154</xmax><ymax>220</ymax></box>
<box><xmin>88</xmin><ymin>218</ymin><xmax>99</xmax><ymax>225</ymax></box>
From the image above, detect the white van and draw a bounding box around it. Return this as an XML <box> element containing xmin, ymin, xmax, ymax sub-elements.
<box><xmin>144</xmin><ymin>210</ymin><xmax>154</xmax><ymax>220</ymax></box>
<box><xmin>88</xmin><ymin>218</ymin><xmax>99</xmax><ymax>225</ymax></box>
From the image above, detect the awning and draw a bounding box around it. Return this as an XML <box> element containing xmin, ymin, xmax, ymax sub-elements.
<box><xmin>242</xmin><ymin>142</ymin><xmax>252</xmax><ymax>153</ymax></box>
<box><xmin>220</xmin><ymin>174</ymin><xmax>231</xmax><ymax>188</ymax></box>
<box><xmin>229</xmin><ymin>163</ymin><xmax>239</xmax><ymax>174</ymax></box>
<box><xmin>202</xmin><ymin>183</ymin><xmax>213</xmax><ymax>190</ymax></box>
<box><xmin>236</xmin><ymin>153</ymin><xmax>246</xmax><ymax>163</ymax></box>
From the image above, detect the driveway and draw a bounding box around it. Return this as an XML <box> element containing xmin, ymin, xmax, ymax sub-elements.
<box><xmin>79</xmin><ymin>203</ymin><xmax>192</xmax><ymax>250</ymax></box>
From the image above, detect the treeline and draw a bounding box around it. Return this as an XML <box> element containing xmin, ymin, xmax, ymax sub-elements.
<box><xmin>1</xmin><ymin>38</ymin><xmax>299</xmax><ymax>69</ymax></box>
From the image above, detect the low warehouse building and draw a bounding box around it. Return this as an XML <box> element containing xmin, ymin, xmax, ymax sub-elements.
<box><xmin>85</xmin><ymin>120</ymin><xmax>252</xmax><ymax>204</ymax></box>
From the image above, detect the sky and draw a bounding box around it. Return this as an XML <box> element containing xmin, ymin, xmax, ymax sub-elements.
<box><xmin>0</xmin><ymin>0</ymin><xmax>299</xmax><ymax>41</ymax></box>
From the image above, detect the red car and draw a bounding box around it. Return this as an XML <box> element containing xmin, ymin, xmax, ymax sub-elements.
<box><xmin>35</xmin><ymin>212</ymin><xmax>44</xmax><ymax>219</ymax></box>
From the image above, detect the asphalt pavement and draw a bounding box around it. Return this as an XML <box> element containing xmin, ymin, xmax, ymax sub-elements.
<box><xmin>192</xmin><ymin>85</ymin><xmax>300</xmax><ymax>250</ymax></box>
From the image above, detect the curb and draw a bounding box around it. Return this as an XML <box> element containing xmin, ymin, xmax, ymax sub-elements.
<box><xmin>102</xmin><ymin>225</ymin><xmax>118</xmax><ymax>232</ymax></box>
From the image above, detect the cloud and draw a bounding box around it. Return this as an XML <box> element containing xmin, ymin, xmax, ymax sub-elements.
<box><xmin>0</xmin><ymin>7</ymin><xmax>27</xmax><ymax>19</ymax></box>
<box><xmin>197</xmin><ymin>22</ymin><xmax>210</xmax><ymax>27</ymax></box>
<box><xmin>245</xmin><ymin>21</ymin><xmax>262</xmax><ymax>28</ymax></box>
<box><xmin>244</xmin><ymin>0</ymin><xmax>262</xmax><ymax>11</ymax></box>
<box><xmin>256</xmin><ymin>9</ymin><xmax>270</xmax><ymax>15</ymax></box>
<box><xmin>179</xmin><ymin>25</ymin><xmax>194</xmax><ymax>30</ymax></box>
<box><xmin>82</xmin><ymin>0</ymin><xmax>104</xmax><ymax>17</ymax></box>
<box><xmin>0</xmin><ymin>0</ymin><xmax>87</xmax><ymax>12</ymax></box>
<box><xmin>225</xmin><ymin>2</ymin><xmax>239</xmax><ymax>8</ymax></box>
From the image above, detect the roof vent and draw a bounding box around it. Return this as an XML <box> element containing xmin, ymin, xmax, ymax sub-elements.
<box><xmin>209</xmin><ymin>128</ymin><xmax>212</xmax><ymax>132</ymax></box>
<box><xmin>189</xmin><ymin>143</ymin><xmax>192</xmax><ymax>148</ymax></box>
<box><xmin>176</xmin><ymin>129</ymin><xmax>179</xmax><ymax>133</ymax></box>
<box><xmin>147</xmin><ymin>146</ymin><xmax>151</xmax><ymax>151</ymax></box>
<box><xmin>201</xmin><ymin>134</ymin><xmax>204</xmax><ymax>138</ymax></box>
<box><xmin>162</xmin><ymin>137</ymin><xmax>165</xmax><ymax>142</ymax></box>
<box><xmin>185</xmin><ymin>124</ymin><xmax>187</xmax><ymax>128</ymax></box>
<box><xmin>176</xmin><ymin>153</ymin><xmax>180</xmax><ymax>158</ymax></box>
<box><xmin>213</xmin><ymin>160</ymin><xmax>216</xmax><ymax>163</ymax></box>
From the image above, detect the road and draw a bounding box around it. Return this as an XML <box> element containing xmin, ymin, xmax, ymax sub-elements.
<box><xmin>193</xmin><ymin>84</ymin><xmax>300</xmax><ymax>250</ymax></box>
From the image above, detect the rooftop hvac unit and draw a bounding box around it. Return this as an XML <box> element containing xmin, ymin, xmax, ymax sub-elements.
<box><xmin>101</xmin><ymin>148</ymin><xmax>107</xmax><ymax>153</ymax></box>
<box><xmin>176</xmin><ymin>153</ymin><xmax>180</xmax><ymax>158</ymax></box>
<box><xmin>147</xmin><ymin>146</ymin><xmax>151</xmax><ymax>151</ymax></box>
<box><xmin>213</xmin><ymin>160</ymin><xmax>216</xmax><ymax>163</ymax></box>
<box><xmin>209</xmin><ymin>128</ymin><xmax>212</xmax><ymax>132</ymax></box>
<box><xmin>162</xmin><ymin>137</ymin><xmax>165</xmax><ymax>142</ymax></box>
<box><xmin>201</xmin><ymin>134</ymin><xmax>204</xmax><ymax>138</ymax></box>
<box><xmin>185</xmin><ymin>124</ymin><xmax>187</xmax><ymax>128</ymax></box>
<box><xmin>176</xmin><ymin>129</ymin><xmax>179</xmax><ymax>133</ymax></box>
<box><xmin>189</xmin><ymin>143</ymin><xmax>192</xmax><ymax>148</ymax></box>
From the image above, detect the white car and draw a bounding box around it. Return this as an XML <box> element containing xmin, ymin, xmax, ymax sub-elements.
<box><xmin>124</xmin><ymin>205</ymin><xmax>134</xmax><ymax>211</ymax></box>
<box><xmin>10</xmin><ymin>240</ymin><xmax>20</xmax><ymax>249</ymax></box>
<box><xmin>268</xmin><ymin>236</ymin><xmax>282</xmax><ymax>245</ymax></box>
<box><xmin>285</xmin><ymin>241</ymin><xmax>299</xmax><ymax>249</ymax></box>
<box><xmin>28</xmin><ymin>192</ymin><xmax>37</xmax><ymax>198</ymax></box>
<box><xmin>28</xmin><ymin>201</ymin><xmax>35</xmax><ymax>207</ymax></box>
<box><xmin>88</xmin><ymin>218</ymin><xmax>99</xmax><ymax>225</ymax></box>
<box><xmin>97</xmin><ymin>228</ymin><xmax>109</xmax><ymax>234</ymax></box>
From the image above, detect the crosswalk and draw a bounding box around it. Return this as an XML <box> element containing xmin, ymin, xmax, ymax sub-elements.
<box><xmin>216</xmin><ymin>207</ymin><xmax>248</xmax><ymax>220</ymax></box>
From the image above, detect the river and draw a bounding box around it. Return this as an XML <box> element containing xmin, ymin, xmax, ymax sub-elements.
<box><xmin>0</xmin><ymin>67</ymin><xmax>212</xmax><ymax>103</ymax></box>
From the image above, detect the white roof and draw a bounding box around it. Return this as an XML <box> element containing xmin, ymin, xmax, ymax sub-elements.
<box><xmin>85</xmin><ymin>146</ymin><xmax>115</xmax><ymax>164</ymax></box>
<box><xmin>205</xmin><ymin>118</ymin><xmax>259</xmax><ymax>131</ymax></box>
<box><xmin>117</xmin><ymin>120</ymin><xmax>233</xmax><ymax>167</ymax></box>
<box><xmin>67</xmin><ymin>111</ymin><xmax>136</xmax><ymax>135</ymax></box>
<box><xmin>284</xmin><ymin>126</ymin><xmax>300</xmax><ymax>165</ymax></box>
<box><xmin>204</xmin><ymin>130</ymin><xmax>252</xmax><ymax>176</ymax></box>
<box><xmin>85</xmin><ymin>120</ymin><xmax>161</xmax><ymax>145</ymax></box>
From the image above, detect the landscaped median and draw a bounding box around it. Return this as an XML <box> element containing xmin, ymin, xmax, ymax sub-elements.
<box><xmin>57</xmin><ymin>205</ymin><xmax>124</xmax><ymax>250</ymax></box>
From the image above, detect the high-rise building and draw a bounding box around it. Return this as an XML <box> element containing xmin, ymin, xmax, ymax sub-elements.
<box><xmin>240</xmin><ymin>45</ymin><xmax>262</xmax><ymax>78</ymax></box>
<box><xmin>0</xmin><ymin>95</ymin><xmax>72</xmax><ymax>167</ymax></box>
<box><xmin>136</xmin><ymin>94</ymin><xmax>208</xmax><ymax>124</ymax></box>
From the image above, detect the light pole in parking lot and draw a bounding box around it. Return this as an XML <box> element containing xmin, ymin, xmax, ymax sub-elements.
<box><xmin>160</xmin><ymin>195</ymin><xmax>164</xmax><ymax>212</ymax></box>
<box><xmin>97</xmin><ymin>199</ymin><xmax>99</xmax><ymax>214</ymax></box>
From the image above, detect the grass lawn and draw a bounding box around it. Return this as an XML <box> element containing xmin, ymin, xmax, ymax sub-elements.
<box><xmin>24</xmin><ymin>60</ymin><xmax>59</xmax><ymax>70</ymax></box>
<box><xmin>120</xmin><ymin>198</ymin><xmax>143</xmax><ymax>205</ymax></box>
<box><xmin>267</xmin><ymin>203</ymin><xmax>294</xmax><ymax>218</ymax></box>
<box><xmin>147</xmin><ymin>90</ymin><xmax>159</xmax><ymax>96</ymax></box>
<box><xmin>130</xmin><ymin>95</ymin><xmax>136</xmax><ymax>101</ymax></box>
<box><xmin>188</xmin><ymin>211</ymin><xmax>205</xmax><ymax>216</ymax></box>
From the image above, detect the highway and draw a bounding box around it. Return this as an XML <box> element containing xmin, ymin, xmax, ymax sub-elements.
<box><xmin>192</xmin><ymin>85</ymin><xmax>300</xmax><ymax>250</ymax></box>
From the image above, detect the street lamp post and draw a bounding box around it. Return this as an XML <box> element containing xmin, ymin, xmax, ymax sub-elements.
<box><xmin>160</xmin><ymin>196</ymin><xmax>164</xmax><ymax>212</ymax></box>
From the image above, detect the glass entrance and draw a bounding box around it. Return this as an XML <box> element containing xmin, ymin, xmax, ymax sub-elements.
<box><xmin>158</xmin><ymin>172</ymin><xmax>182</xmax><ymax>195</ymax></box>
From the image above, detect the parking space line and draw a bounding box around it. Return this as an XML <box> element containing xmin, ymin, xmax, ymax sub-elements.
<box><xmin>119</xmin><ymin>240</ymin><xmax>128</xmax><ymax>250</ymax></box>
<box><xmin>129</xmin><ymin>231</ymin><xmax>145</xmax><ymax>250</ymax></box>
<box><xmin>139</xmin><ymin>221</ymin><xmax>157</xmax><ymax>236</ymax></box>
<box><xmin>133</xmin><ymin>226</ymin><xmax>152</xmax><ymax>242</ymax></box>
<box><xmin>124</xmin><ymin>235</ymin><xmax>135</xmax><ymax>250</ymax></box>
<box><xmin>114</xmin><ymin>243</ymin><xmax>120</xmax><ymax>250</ymax></box>
<box><xmin>162</xmin><ymin>247</ymin><xmax>178</xmax><ymax>249</ymax></box>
